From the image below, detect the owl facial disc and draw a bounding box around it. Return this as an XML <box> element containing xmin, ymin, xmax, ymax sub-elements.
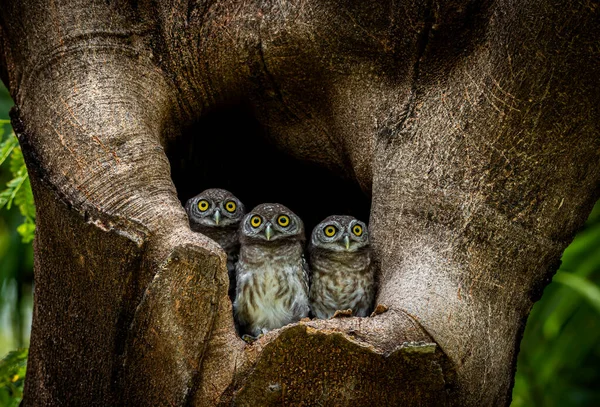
<box><xmin>240</xmin><ymin>203</ymin><xmax>305</xmax><ymax>244</ymax></box>
<box><xmin>185</xmin><ymin>188</ymin><xmax>245</xmax><ymax>229</ymax></box>
<box><xmin>310</xmin><ymin>215</ymin><xmax>369</xmax><ymax>253</ymax></box>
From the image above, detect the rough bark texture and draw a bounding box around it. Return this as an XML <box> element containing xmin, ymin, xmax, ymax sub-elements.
<box><xmin>0</xmin><ymin>0</ymin><xmax>598</xmax><ymax>405</ymax></box>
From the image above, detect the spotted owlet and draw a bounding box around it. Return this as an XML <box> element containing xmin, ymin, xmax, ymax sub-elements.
<box><xmin>234</xmin><ymin>203</ymin><xmax>310</xmax><ymax>337</ymax></box>
<box><xmin>185</xmin><ymin>188</ymin><xmax>246</xmax><ymax>299</ymax></box>
<box><xmin>308</xmin><ymin>215</ymin><xmax>374</xmax><ymax>319</ymax></box>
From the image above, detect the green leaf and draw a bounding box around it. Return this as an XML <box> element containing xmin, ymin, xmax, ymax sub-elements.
<box><xmin>553</xmin><ymin>272</ymin><xmax>600</xmax><ymax>315</ymax></box>
<box><xmin>0</xmin><ymin>135</ymin><xmax>17</xmax><ymax>167</ymax></box>
<box><xmin>0</xmin><ymin>348</ymin><xmax>28</xmax><ymax>407</ymax></box>
<box><xmin>0</xmin><ymin>146</ymin><xmax>29</xmax><ymax>211</ymax></box>
<box><xmin>16</xmin><ymin>219</ymin><xmax>35</xmax><ymax>243</ymax></box>
<box><xmin>8</xmin><ymin>146</ymin><xmax>25</xmax><ymax>177</ymax></box>
<box><xmin>0</xmin><ymin>129</ymin><xmax>37</xmax><ymax>244</ymax></box>
<box><xmin>14</xmin><ymin>177</ymin><xmax>35</xmax><ymax>220</ymax></box>
<box><xmin>0</xmin><ymin>173</ymin><xmax>27</xmax><ymax>210</ymax></box>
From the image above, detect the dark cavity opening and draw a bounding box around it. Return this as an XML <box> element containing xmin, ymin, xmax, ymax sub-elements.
<box><xmin>167</xmin><ymin>103</ymin><xmax>371</xmax><ymax>233</ymax></box>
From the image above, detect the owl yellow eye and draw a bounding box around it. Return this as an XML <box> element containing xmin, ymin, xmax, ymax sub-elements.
<box><xmin>225</xmin><ymin>201</ymin><xmax>237</xmax><ymax>213</ymax></box>
<box><xmin>250</xmin><ymin>215</ymin><xmax>262</xmax><ymax>228</ymax></box>
<box><xmin>324</xmin><ymin>225</ymin><xmax>337</xmax><ymax>237</ymax></box>
<box><xmin>197</xmin><ymin>199</ymin><xmax>209</xmax><ymax>212</ymax></box>
<box><xmin>352</xmin><ymin>224</ymin><xmax>363</xmax><ymax>236</ymax></box>
<box><xmin>277</xmin><ymin>215</ymin><xmax>290</xmax><ymax>227</ymax></box>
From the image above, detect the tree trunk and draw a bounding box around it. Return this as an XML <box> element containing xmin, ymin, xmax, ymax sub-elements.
<box><xmin>0</xmin><ymin>0</ymin><xmax>598</xmax><ymax>405</ymax></box>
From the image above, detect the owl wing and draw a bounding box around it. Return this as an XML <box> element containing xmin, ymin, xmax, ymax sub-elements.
<box><xmin>233</xmin><ymin>260</ymin><xmax>251</xmax><ymax>328</ymax></box>
<box><xmin>292</xmin><ymin>254</ymin><xmax>311</xmax><ymax>318</ymax></box>
<box><xmin>301</xmin><ymin>254</ymin><xmax>310</xmax><ymax>294</ymax></box>
<box><xmin>354</xmin><ymin>261</ymin><xmax>376</xmax><ymax>317</ymax></box>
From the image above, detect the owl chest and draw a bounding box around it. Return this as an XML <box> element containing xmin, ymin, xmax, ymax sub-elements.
<box><xmin>239</xmin><ymin>262</ymin><xmax>306</xmax><ymax>321</ymax></box>
<box><xmin>248</xmin><ymin>263</ymin><xmax>303</xmax><ymax>301</ymax></box>
<box><xmin>324</xmin><ymin>273</ymin><xmax>365</xmax><ymax>300</ymax></box>
<box><xmin>312</xmin><ymin>263</ymin><xmax>369</xmax><ymax>309</ymax></box>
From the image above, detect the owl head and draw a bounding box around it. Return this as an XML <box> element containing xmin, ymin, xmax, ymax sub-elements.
<box><xmin>185</xmin><ymin>188</ymin><xmax>246</xmax><ymax>228</ymax></box>
<box><xmin>240</xmin><ymin>203</ymin><xmax>305</xmax><ymax>244</ymax></box>
<box><xmin>310</xmin><ymin>215</ymin><xmax>369</xmax><ymax>253</ymax></box>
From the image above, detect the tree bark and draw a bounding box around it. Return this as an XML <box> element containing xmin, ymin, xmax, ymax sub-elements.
<box><xmin>0</xmin><ymin>0</ymin><xmax>598</xmax><ymax>405</ymax></box>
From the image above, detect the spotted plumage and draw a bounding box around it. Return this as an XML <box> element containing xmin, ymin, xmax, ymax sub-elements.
<box><xmin>185</xmin><ymin>188</ymin><xmax>246</xmax><ymax>299</ymax></box>
<box><xmin>308</xmin><ymin>215</ymin><xmax>374</xmax><ymax>319</ymax></box>
<box><xmin>234</xmin><ymin>203</ymin><xmax>309</xmax><ymax>336</ymax></box>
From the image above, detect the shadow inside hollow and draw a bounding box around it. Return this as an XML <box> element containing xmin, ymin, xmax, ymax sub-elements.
<box><xmin>167</xmin><ymin>103</ymin><xmax>371</xmax><ymax>233</ymax></box>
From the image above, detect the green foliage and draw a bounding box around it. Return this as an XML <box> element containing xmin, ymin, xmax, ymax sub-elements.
<box><xmin>0</xmin><ymin>83</ymin><xmax>34</xmax><ymax>375</ymax></box>
<box><xmin>512</xmin><ymin>201</ymin><xmax>600</xmax><ymax>406</ymax></box>
<box><xmin>0</xmin><ymin>127</ymin><xmax>17</xmax><ymax>164</ymax></box>
<box><xmin>0</xmin><ymin>348</ymin><xmax>28</xmax><ymax>407</ymax></box>
<box><xmin>554</xmin><ymin>272</ymin><xmax>600</xmax><ymax>315</ymax></box>
<box><xmin>0</xmin><ymin>122</ymin><xmax>35</xmax><ymax>243</ymax></box>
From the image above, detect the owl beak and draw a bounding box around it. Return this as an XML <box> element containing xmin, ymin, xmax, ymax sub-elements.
<box><xmin>344</xmin><ymin>235</ymin><xmax>350</xmax><ymax>250</ymax></box>
<box><xmin>213</xmin><ymin>209</ymin><xmax>221</xmax><ymax>225</ymax></box>
<box><xmin>265</xmin><ymin>224</ymin><xmax>273</xmax><ymax>241</ymax></box>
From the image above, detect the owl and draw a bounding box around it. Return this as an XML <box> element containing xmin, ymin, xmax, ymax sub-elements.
<box><xmin>308</xmin><ymin>215</ymin><xmax>374</xmax><ymax>319</ymax></box>
<box><xmin>234</xmin><ymin>203</ymin><xmax>310</xmax><ymax>337</ymax></box>
<box><xmin>185</xmin><ymin>188</ymin><xmax>246</xmax><ymax>299</ymax></box>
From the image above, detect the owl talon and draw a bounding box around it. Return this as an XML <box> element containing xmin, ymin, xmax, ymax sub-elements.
<box><xmin>331</xmin><ymin>309</ymin><xmax>353</xmax><ymax>318</ymax></box>
<box><xmin>370</xmin><ymin>304</ymin><xmax>389</xmax><ymax>317</ymax></box>
<box><xmin>242</xmin><ymin>334</ymin><xmax>262</xmax><ymax>343</ymax></box>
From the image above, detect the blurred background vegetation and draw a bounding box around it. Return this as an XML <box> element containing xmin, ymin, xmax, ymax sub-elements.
<box><xmin>0</xmin><ymin>82</ymin><xmax>598</xmax><ymax>405</ymax></box>
<box><xmin>0</xmin><ymin>83</ymin><xmax>34</xmax><ymax>406</ymax></box>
